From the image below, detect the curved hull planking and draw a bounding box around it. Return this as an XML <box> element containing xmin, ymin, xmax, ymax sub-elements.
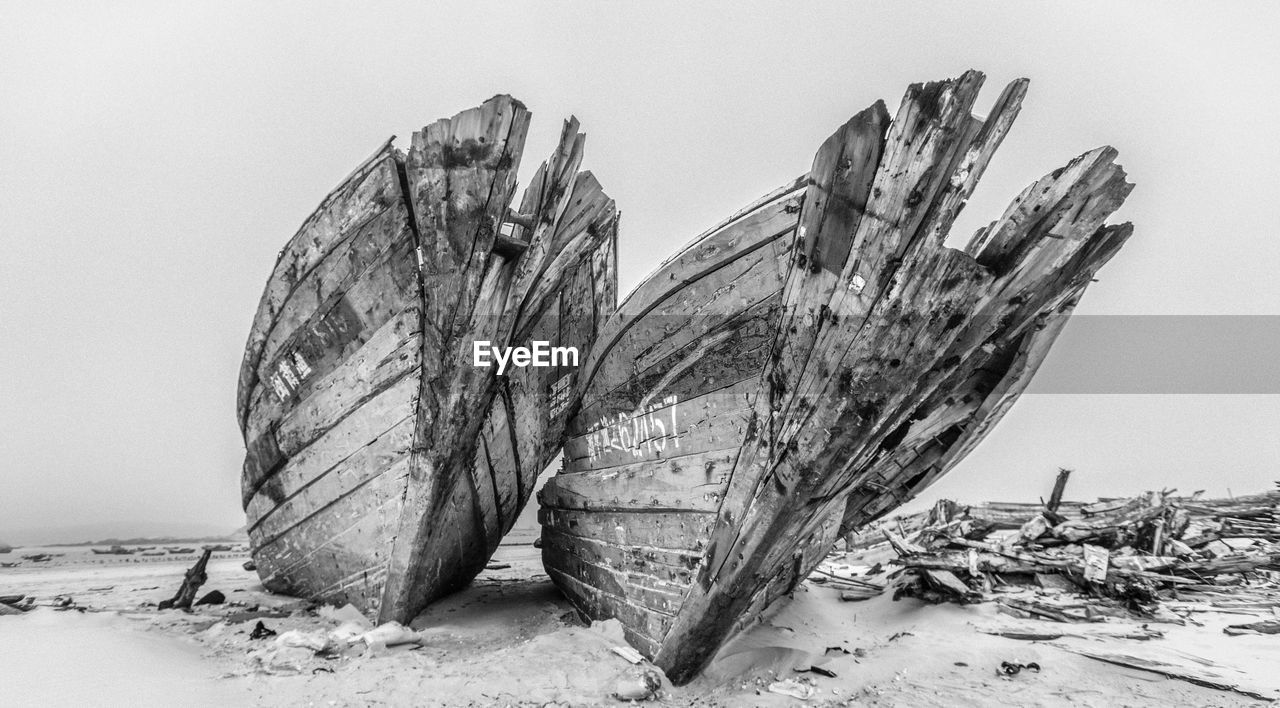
<box><xmin>540</xmin><ymin>71</ymin><xmax>1135</xmax><ymax>683</ymax></box>
<box><xmin>239</xmin><ymin>96</ymin><xmax>617</xmax><ymax>624</ymax></box>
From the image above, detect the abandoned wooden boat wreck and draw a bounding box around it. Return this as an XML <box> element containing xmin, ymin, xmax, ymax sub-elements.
<box><xmin>238</xmin><ymin>95</ymin><xmax>618</xmax><ymax>623</ymax></box>
<box><xmin>539</xmin><ymin>70</ymin><xmax>1135</xmax><ymax>683</ymax></box>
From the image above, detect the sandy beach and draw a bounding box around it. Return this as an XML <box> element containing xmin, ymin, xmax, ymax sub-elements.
<box><xmin>3</xmin><ymin>531</ymin><xmax>1276</xmax><ymax>707</ymax></box>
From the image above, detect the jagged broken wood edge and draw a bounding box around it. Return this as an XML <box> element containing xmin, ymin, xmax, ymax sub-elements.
<box><xmin>655</xmin><ymin>71</ymin><xmax>1135</xmax><ymax>683</ymax></box>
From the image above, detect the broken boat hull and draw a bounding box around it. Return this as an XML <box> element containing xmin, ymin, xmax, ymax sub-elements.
<box><xmin>539</xmin><ymin>71</ymin><xmax>1135</xmax><ymax>683</ymax></box>
<box><xmin>238</xmin><ymin>96</ymin><xmax>617</xmax><ymax>624</ymax></box>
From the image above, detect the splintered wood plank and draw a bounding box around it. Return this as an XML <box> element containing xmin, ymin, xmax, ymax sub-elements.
<box><xmin>590</xmin><ymin>211</ymin><xmax>619</xmax><ymax>330</ymax></box>
<box><xmin>377</xmin><ymin>95</ymin><xmax>533</xmax><ymax>624</ymax></box>
<box><xmin>535</xmin><ymin>72</ymin><xmax>1134</xmax><ymax>685</ymax></box>
<box><xmin>838</xmin><ymin>155</ymin><xmax>1133</xmax><ymax>530</ymax></box>
<box><xmin>665</xmin><ymin>73</ymin><xmax>1127</xmax><ymax>680</ymax></box>
<box><xmin>406</xmin><ymin>96</ymin><xmax>531</xmax><ymax>357</ymax></box>
<box><xmin>700</xmin><ymin>74</ymin><xmax>999</xmax><ymax>586</ymax></box>
<box><xmin>756</xmin><ymin>103</ymin><xmax>889</xmax><ymax>473</ymax></box>
<box><xmin>768</xmin><ymin>72</ymin><xmax>993</xmax><ymax>453</ymax></box>
<box><xmin>841</xmin><ymin>301</ymin><xmax>1076</xmax><ymax>530</ymax></box>
<box><xmin>512</xmin><ymin>170</ymin><xmax>614</xmax><ymax>336</ymax></box>
<box><xmin>382</xmin><ymin>103</ymin><xmax>627</xmax><ymax>626</ymax></box>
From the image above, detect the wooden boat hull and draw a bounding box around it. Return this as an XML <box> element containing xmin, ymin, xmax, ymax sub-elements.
<box><xmin>239</xmin><ymin>96</ymin><xmax>617</xmax><ymax>623</ymax></box>
<box><xmin>540</xmin><ymin>71</ymin><xmax>1135</xmax><ymax>683</ymax></box>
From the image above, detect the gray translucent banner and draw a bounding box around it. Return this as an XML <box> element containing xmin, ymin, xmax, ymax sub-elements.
<box><xmin>1028</xmin><ymin>315</ymin><xmax>1280</xmax><ymax>394</ymax></box>
<box><xmin>541</xmin><ymin>314</ymin><xmax>1280</xmax><ymax>395</ymax></box>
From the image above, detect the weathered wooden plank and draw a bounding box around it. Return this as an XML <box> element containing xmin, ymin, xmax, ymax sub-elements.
<box><xmin>237</xmin><ymin>142</ymin><xmax>404</xmax><ymax>432</ymax></box>
<box><xmin>841</xmin><ymin>302</ymin><xmax>1077</xmax><ymax>531</ymax></box>
<box><xmin>251</xmin><ymin>457</ymin><xmax>409</xmax><ymax>615</ymax></box>
<box><xmin>579</xmin><ymin>196</ymin><xmax>799</xmax><ymax>416</ymax></box>
<box><xmin>766</xmin><ymin>101</ymin><xmax>889</xmax><ymax>411</ymax></box>
<box><xmin>242</xmin><ymin>231</ymin><xmax>420</xmax><ymax>453</ymax></box>
<box><xmin>698</xmin><ymin>74</ymin><xmax>1000</xmax><ymax>589</ymax></box>
<box><xmin>545</xmin><ymin>568</ymin><xmax>663</xmax><ymax>658</ymax></box>
<box><xmin>600</xmin><ymin>175</ymin><xmax>804</xmax><ymax>332</ymax></box>
<box><xmin>540</xmin><ymin>507</ymin><xmax>714</xmax><ymax>552</ymax></box>
<box><xmin>246</xmin><ymin>416</ymin><xmax>415</xmax><ymax>543</ymax></box>
<box><xmin>244</xmin><ymin>371</ymin><xmax>419</xmax><ymax>511</ymax></box>
<box><xmin>542</xmin><ymin>448</ymin><xmax>733</xmax><ymax>513</ymax></box>
<box><xmin>468</xmin><ymin>431</ymin><xmax>504</xmax><ymax>548</ymax></box>
<box><xmin>542</xmin><ymin>542</ymin><xmax>686</xmax><ymax>616</ymax></box>
<box><xmin>479</xmin><ymin>390</ymin><xmax>521</xmax><ymax>531</ymax></box>
<box><xmin>272</xmin><ymin>306</ymin><xmax>421</xmax><ymax>456</ymax></box>
<box><xmin>564</xmin><ymin>381</ymin><xmax>757</xmax><ymax>470</ymax></box>
<box><xmin>256</xmin><ymin>202</ymin><xmax>415</xmax><ymax>388</ymax></box>
<box><xmin>767</xmin><ymin>72</ymin><xmax>993</xmax><ymax>456</ymax></box>
<box><xmin>575</xmin><ymin>294</ymin><xmax>780</xmax><ymax>429</ymax></box>
<box><xmin>540</xmin><ymin>526</ymin><xmax>703</xmax><ymax>581</ymax></box>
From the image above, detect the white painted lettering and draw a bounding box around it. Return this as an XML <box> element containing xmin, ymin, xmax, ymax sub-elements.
<box><xmin>473</xmin><ymin>340</ymin><xmax>492</xmax><ymax>368</ymax></box>
<box><xmin>493</xmin><ymin>346</ymin><xmax>512</xmax><ymax>375</ymax></box>
<box><xmin>471</xmin><ymin>341</ymin><xmax>580</xmax><ymax>375</ymax></box>
<box><xmin>551</xmin><ymin>345</ymin><xmax>578</xmax><ymax>367</ymax></box>
<box><xmin>531</xmin><ymin>340</ymin><xmax>549</xmax><ymax>366</ymax></box>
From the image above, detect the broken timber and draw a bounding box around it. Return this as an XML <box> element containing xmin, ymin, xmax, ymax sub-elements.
<box><xmin>538</xmin><ymin>71</ymin><xmax>1134</xmax><ymax>684</ymax></box>
<box><xmin>237</xmin><ymin>96</ymin><xmax>618</xmax><ymax>624</ymax></box>
<box><xmin>159</xmin><ymin>549</ymin><xmax>212</xmax><ymax>611</ymax></box>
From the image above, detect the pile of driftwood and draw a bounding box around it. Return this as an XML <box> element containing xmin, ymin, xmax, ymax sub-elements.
<box><xmin>844</xmin><ymin>472</ymin><xmax>1280</xmax><ymax>625</ymax></box>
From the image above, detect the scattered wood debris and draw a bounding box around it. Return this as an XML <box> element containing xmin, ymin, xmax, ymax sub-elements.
<box><xmin>832</xmin><ymin>477</ymin><xmax>1280</xmax><ymax>700</ymax></box>
<box><xmin>845</xmin><ymin>477</ymin><xmax>1280</xmax><ymax>627</ymax></box>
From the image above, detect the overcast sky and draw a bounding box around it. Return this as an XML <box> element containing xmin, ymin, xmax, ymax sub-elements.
<box><xmin>2</xmin><ymin>2</ymin><xmax>1277</xmax><ymax>542</ymax></box>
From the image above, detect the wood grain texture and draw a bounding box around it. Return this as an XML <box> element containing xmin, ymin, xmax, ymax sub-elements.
<box><xmin>539</xmin><ymin>71</ymin><xmax>1135</xmax><ymax>685</ymax></box>
<box><xmin>239</xmin><ymin>97</ymin><xmax>618</xmax><ymax>625</ymax></box>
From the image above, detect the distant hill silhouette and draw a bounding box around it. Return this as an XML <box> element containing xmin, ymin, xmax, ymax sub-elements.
<box><xmin>1</xmin><ymin>521</ymin><xmax>246</xmax><ymax>546</ymax></box>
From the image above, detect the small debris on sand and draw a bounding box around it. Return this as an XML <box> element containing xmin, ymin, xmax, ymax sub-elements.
<box><xmin>611</xmin><ymin>667</ymin><xmax>662</xmax><ymax>701</ymax></box>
